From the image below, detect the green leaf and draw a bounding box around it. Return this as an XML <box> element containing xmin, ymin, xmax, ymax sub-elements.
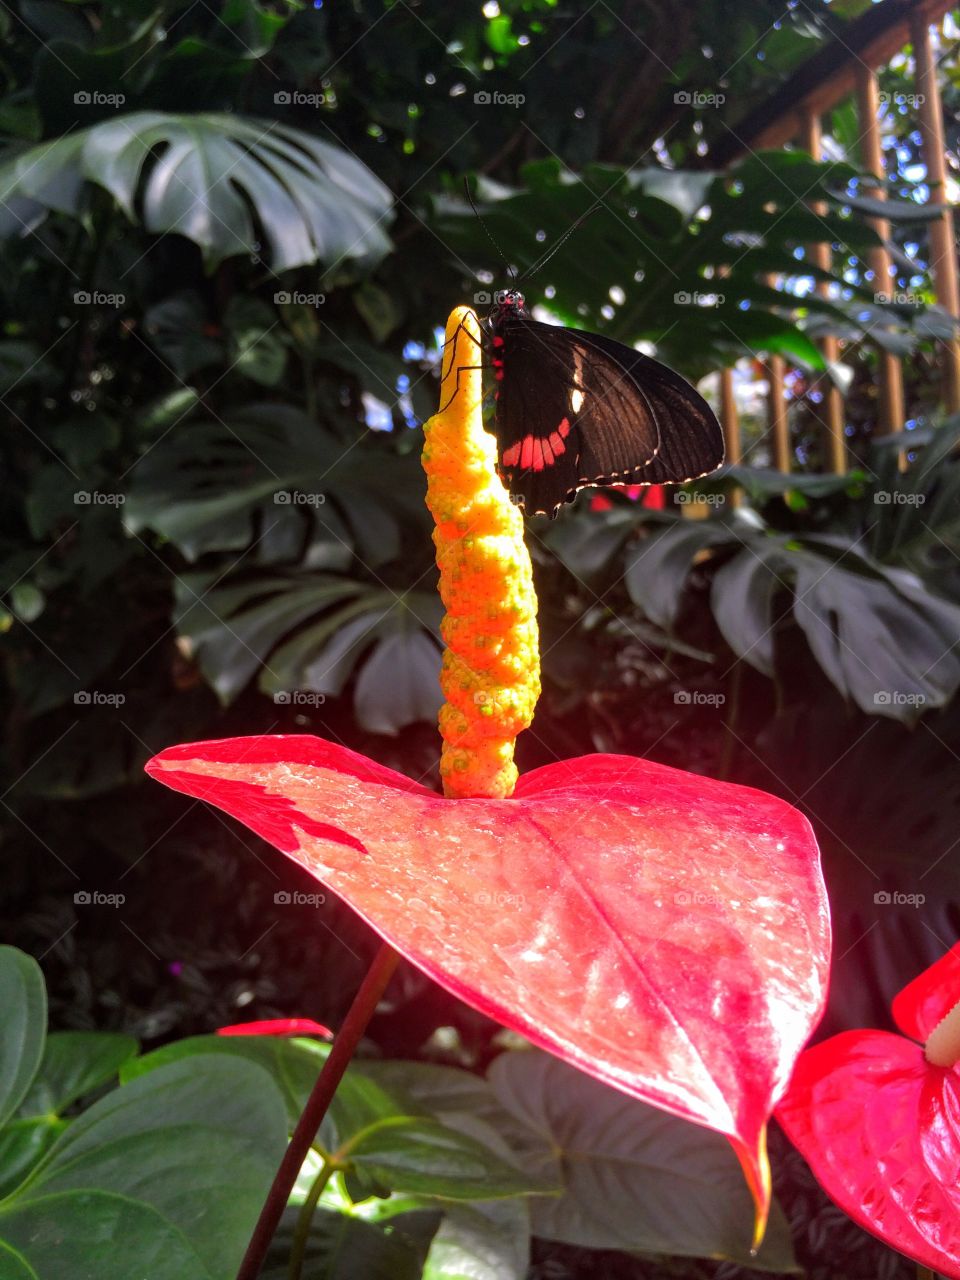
<box><xmin>123</xmin><ymin>404</ymin><xmax>425</xmax><ymax>566</ymax></box>
<box><xmin>710</xmin><ymin>547</ymin><xmax>787</xmax><ymax>676</ymax></box>
<box><xmin>545</xmin><ymin>509</ymin><xmax>638</xmax><ymax>580</ymax></box>
<box><xmin>224</xmin><ymin>297</ymin><xmax>287</xmax><ymax>387</ymax></box>
<box><xmin>121</xmin><ymin>1034</ymin><xmax>411</xmax><ymax>1152</ymax></box>
<box><xmin>353</xmin><ymin>629</ymin><xmax>442</xmax><ymax>736</ymax></box>
<box><xmin>488</xmin><ymin>1051</ymin><xmax>797</xmax><ymax>1271</ymax></box>
<box><xmin>142</xmin><ymin>292</ymin><xmax>224</xmax><ymax>380</ymax></box>
<box><xmin>422</xmin><ymin>1200</ymin><xmax>529</xmax><ymax>1280</ymax></box>
<box><xmin>790</xmin><ymin>548</ymin><xmax>960</xmax><ymax>720</ymax></box>
<box><xmin>16</xmin><ymin>1032</ymin><xmax>138</xmax><ymax>1118</ymax></box>
<box><xmin>119</xmin><ymin>1034</ymin><xmax>330</xmax><ymax>1126</ymax></box>
<box><xmin>835</xmin><ymin>192</ymin><xmax>946</xmax><ymax>222</ymax></box>
<box><xmin>0</xmin><ymin>1193</ymin><xmax>211</xmax><ymax>1280</ymax></box>
<box><xmin>624</xmin><ymin>521</ymin><xmax>734</xmax><ymax>628</ymax></box>
<box><xmin>262</xmin><ymin>1205</ymin><xmax>431</xmax><ymax>1280</ymax></box>
<box><xmin>345</xmin><ymin>1115</ymin><xmax>554</xmax><ymax>1201</ymax></box>
<box><xmin>0</xmin><ymin>948</ymin><xmax>46</xmax><ymax>1130</ymax></box>
<box><xmin>173</xmin><ymin>572</ymin><xmax>367</xmax><ymax>703</ymax></box>
<box><xmin>0</xmin><ymin>1057</ymin><xmax>288</xmax><ymax>1280</ymax></box>
<box><xmin>0</xmin><ymin>1117</ymin><xmax>64</xmax><ymax>1202</ymax></box>
<box><xmin>0</xmin><ymin>113</ymin><xmax>394</xmax><ymax>270</ymax></box>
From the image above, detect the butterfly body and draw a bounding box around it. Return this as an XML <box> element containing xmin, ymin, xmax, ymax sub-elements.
<box><xmin>485</xmin><ymin>289</ymin><xmax>725</xmax><ymax>517</ymax></box>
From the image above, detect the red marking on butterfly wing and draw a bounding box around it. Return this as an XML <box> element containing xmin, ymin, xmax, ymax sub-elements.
<box><xmin>502</xmin><ymin>441</ymin><xmax>521</xmax><ymax>467</ymax></box>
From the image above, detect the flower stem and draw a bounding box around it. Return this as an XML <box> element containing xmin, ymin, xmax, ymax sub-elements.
<box><xmin>288</xmin><ymin>1158</ymin><xmax>336</xmax><ymax>1280</ymax></box>
<box><xmin>235</xmin><ymin>943</ymin><xmax>400</xmax><ymax>1280</ymax></box>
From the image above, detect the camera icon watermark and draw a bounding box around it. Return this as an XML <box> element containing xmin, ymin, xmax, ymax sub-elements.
<box><xmin>73</xmin><ymin>291</ymin><xmax>125</xmax><ymax>308</ymax></box>
<box><xmin>73</xmin><ymin>690</ymin><xmax>126</xmax><ymax>707</ymax></box>
<box><xmin>874</xmin><ymin>290</ymin><xmax>923</xmax><ymax>307</ymax></box>
<box><xmin>674</xmin><ymin>890</ymin><xmax>724</xmax><ymax>906</ymax></box>
<box><xmin>673</xmin><ymin>290</ymin><xmax>724</xmax><ymax>307</ymax></box>
<box><xmin>273</xmin><ymin>690</ymin><xmax>326</xmax><ymax>707</ymax></box>
<box><xmin>274</xmin><ymin>889</ymin><xmax>326</xmax><ymax>907</ymax></box>
<box><xmin>873</xmin><ymin>491</ymin><xmax>925</xmax><ymax>506</ymax></box>
<box><xmin>874</xmin><ymin>889</ymin><xmax>925</xmax><ymax>907</ymax></box>
<box><xmin>673</xmin><ymin>89</ymin><xmax>725</xmax><ymax>107</ymax></box>
<box><xmin>74</xmin><ymin>90</ymin><xmax>125</xmax><ymax>107</ymax></box>
<box><xmin>273</xmin><ymin>89</ymin><xmax>327</xmax><ymax>107</ymax></box>
<box><xmin>273</xmin><ymin>490</ymin><xmax>326</xmax><ymax>506</ymax></box>
<box><xmin>273</xmin><ymin>291</ymin><xmax>325</xmax><ymax>307</ymax></box>
<box><xmin>674</xmin><ymin>690</ymin><xmax>726</xmax><ymax>707</ymax></box>
<box><xmin>473</xmin><ymin>90</ymin><xmax>525</xmax><ymax>107</ymax></box>
<box><xmin>474</xmin><ymin>890</ymin><xmax>526</xmax><ymax>908</ymax></box>
<box><xmin>879</xmin><ymin>91</ymin><xmax>925</xmax><ymax>108</ymax></box>
<box><xmin>74</xmin><ymin>490</ymin><xmax>125</xmax><ymax>506</ymax></box>
<box><xmin>873</xmin><ymin>691</ymin><xmax>926</xmax><ymax>707</ymax></box>
<box><xmin>74</xmin><ymin>889</ymin><xmax>126</xmax><ymax>907</ymax></box>
<box><xmin>674</xmin><ymin>491</ymin><xmax>725</xmax><ymax>507</ymax></box>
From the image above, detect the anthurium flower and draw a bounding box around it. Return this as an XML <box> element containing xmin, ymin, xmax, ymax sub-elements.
<box><xmin>778</xmin><ymin>943</ymin><xmax>960</xmax><ymax>1278</ymax></box>
<box><xmin>147</xmin><ymin>308</ymin><xmax>830</xmax><ymax>1245</ymax></box>
<box><xmin>217</xmin><ymin>1018</ymin><xmax>333</xmax><ymax>1038</ymax></box>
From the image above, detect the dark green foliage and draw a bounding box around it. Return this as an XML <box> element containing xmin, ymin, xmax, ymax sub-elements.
<box><xmin>1</xmin><ymin>4</ymin><xmax>957</xmax><ymax>1276</ymax></box>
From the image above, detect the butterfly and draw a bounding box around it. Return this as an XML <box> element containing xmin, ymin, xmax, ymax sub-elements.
<box><xmin>483</xmin><ymin>288</ymin><xmax>725</xmax><ymax>518</ymax></box>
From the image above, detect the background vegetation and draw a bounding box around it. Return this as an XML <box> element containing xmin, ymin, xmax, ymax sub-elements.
<box><xmin>2</xmin><ymin>1</ymin><xmax>959</xmax><ymax>1275</ymax></box>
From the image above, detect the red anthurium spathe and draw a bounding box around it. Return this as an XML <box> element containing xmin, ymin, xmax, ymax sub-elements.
<box><xmin>777</xmin><ymin>943</ymin><xmax>960</xmax><ymax>1277</ymax></box>
<box><xmin>146</xmin><ymin>733</ymin><xmax>830</xmax><ymax>1234</ymax></box>
<box><xmin>217</xmin><ymin>1018</ymin><xmax>333</xmax><ymax>1038</ymax></box>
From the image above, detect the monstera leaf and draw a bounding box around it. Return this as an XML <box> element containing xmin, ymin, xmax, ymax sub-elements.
<box><xmin>174</xmin><ymin>571</ymin><xmax>443</xmax><ymax>733</ymax></box>
<box><xmin>124</xmin><ymin>404</ymin><xmax>428</xmax><ymax>570</ymax></box>
<box><xmin>0</xmin><ymin>113</ymin><xmax>393</xmax><ymax>269</ymax></box>
<box><xmin>624</xmin><ymin>515</ymin><xmax>960</xmax><ymax>722</ymax></box>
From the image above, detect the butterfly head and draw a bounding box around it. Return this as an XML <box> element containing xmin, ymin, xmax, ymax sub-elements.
<box><xmin>493</xmin><ymin>288</ymin><xmax>525</xmax><ymax>314</ymax></box>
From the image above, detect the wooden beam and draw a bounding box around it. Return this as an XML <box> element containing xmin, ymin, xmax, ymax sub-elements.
<box><xmin>711</xmin><ymin>0</ymin><xmax>956</xmax><ymax>165</ymax></box>
<box><xmin>721</xmin><ymin>367</ymin><xmax>741</xmax><ymax>466</ymax></box>
<box><xmin>910</xmin><ymin>12</ymin><xmax>960</xmax><ymax>413</ymax></box>
<box><xmin>766</xmin><ymin>355</ymin><xmax>791</xmax><ymax>471</ymax></box>
<box><xmin>798</xmin><ymin>106</ymin><xmax>848</xmax><ymax>473</ymax></box>
<box><xmin>720</xmin><ymin>367</ymin><xmax>742</xmax><ymax>507</ymax></box>
<box><xmin>855</xmin><ymin>65</ymin><xmax>905</xmax><ymax>435</ymax></box>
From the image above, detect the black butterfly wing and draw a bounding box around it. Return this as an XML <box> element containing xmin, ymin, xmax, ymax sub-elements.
<box><xmin>493</xmin><ymin>315</ymin><xmax>724</xmax><ymax>516</ymax></box>
<box><xmin>492</xmin><ymin>317</ymin><xmax>586</xmax><ymax>517</ymax></box>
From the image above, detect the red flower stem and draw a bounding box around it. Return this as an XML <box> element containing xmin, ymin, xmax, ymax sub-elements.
<box><xmin>235</xmin><ymin>943</ymin><xmax>400</xmax><ymax>1280</ymax></box>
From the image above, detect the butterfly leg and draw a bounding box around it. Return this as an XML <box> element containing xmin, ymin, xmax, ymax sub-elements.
<box><xmin>436</xmin><ymin>364</ymin><xmax>488</xmax><ymax>415</ymax></box>
<box><xmin>440</xmin><ymin>317</ymin><xmax>485</xmax><ymax>383</ymax></box>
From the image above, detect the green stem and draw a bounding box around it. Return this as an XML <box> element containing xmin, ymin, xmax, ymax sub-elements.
<box><xmin>288</xmin><ymin>1158</ymin><xmax>337</xmax><ymax>1280</ymax></box>
<box><xmin>235</xmin><ymin>942</ymin><xmax>400</xmax><ymax>1280</ymax></box>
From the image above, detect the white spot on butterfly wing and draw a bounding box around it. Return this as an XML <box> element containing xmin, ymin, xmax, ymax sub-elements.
<box><xmin>570</xmin><ymin>344</ymin><xmax>585</xmax><ymax>414</ymax></box>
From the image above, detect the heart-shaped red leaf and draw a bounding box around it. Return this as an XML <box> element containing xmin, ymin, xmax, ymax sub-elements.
<box><xmin>892</xmin><ymin>942</ymin><xmax>960</xmax><ymax>1042</ymax></box>
<box><xmin>146</xmin><ymin>734</ymin><xmax>830</xmax><ymax>1224</ymax></box>
<box><xmin>777</xmin><ymin>1031</ymin><xmax>960</xmax><ymax>1278</ymax></box>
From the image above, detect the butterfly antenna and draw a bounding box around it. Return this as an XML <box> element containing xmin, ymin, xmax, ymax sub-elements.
<box><xmin>464</xmin><ymin>177</ymin><xmax>516</xmax><ymax>284</ymax></box>
<box><xmin>516</xmin><ymin>197</ymin><xmax>605</xmax><ymax>283</ymax></box>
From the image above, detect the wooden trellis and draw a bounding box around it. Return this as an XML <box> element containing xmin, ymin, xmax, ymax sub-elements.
<box><xmin>711</xmin><ymin>0</ymin><xmax>960</xmax><ymax>475</ymax></box>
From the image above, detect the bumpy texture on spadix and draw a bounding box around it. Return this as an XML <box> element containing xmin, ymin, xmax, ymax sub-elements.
<box><xmin>422</xmin><ymin>307</ymin><xmax>540</xmax><ymax>799</ymax></box>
